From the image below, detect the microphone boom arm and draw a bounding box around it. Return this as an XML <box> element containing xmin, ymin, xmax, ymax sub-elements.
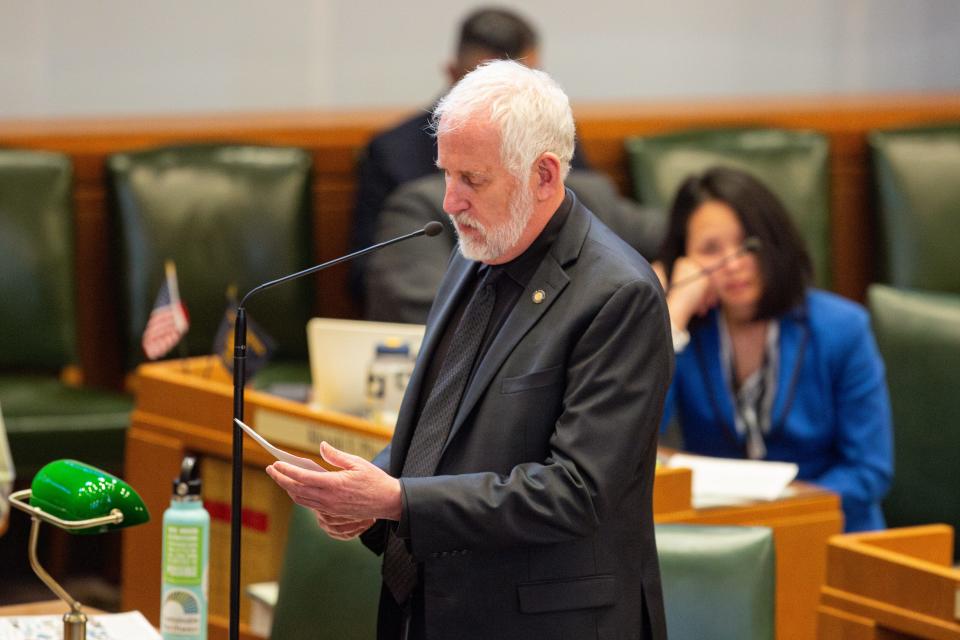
<box><xmin>239</xmin><ymin>222</ymin><xmax>443</xmax><ymax>309</ymax></box>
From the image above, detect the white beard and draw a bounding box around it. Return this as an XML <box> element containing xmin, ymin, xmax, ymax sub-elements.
<box><xmin>453</xmin><ymin>184</ymin><xmax>534</xmax><ymax>263</ymax></box>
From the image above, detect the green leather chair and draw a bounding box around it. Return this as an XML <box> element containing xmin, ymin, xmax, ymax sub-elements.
<box><xmin>868</xmin><ymin>284</ymin><xmax>960</xmax><ymax>557</ymax></box>
<box><xmin>0</xmin><ymin>149</ymin><xmax>132</xmax><ymax>480</ymax></box>
<box><xmin>869</xmin><ymin>124</ymin><xmax>960</xmax><ymax>293</ymax></box>
<box><xmin>270</xmin><ymin>505</ymin><xmax>381</xmax><ymax>640</ymax></box>
<box><xmin>625</xmin><ymin>128</ymin><xmax>832</xmax><ymax>288</ymax></box>
<box><xmin>107</xmin><ymin>144</ymin><xmax>315</xmax><ymax>375</ymax></box>
<box><xmin>656</xmin><ymin>524</ymin><xmax>775</xmax><ymax>640</ymax></box>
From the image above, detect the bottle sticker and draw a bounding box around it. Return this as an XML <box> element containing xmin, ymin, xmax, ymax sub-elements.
<box><xmin>161</xmin><ymin>588</ymin><xmax>202</xmax><ymax>636</ymax></box>
<box><xmin>163</xmin><ymin>524</ymin><xmax>202</xmax><ymax>584</ymax></box>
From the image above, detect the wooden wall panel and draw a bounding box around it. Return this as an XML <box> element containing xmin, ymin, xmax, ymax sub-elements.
<box><xmin>3</xmin><ymin>95</ymin><xmax>960</xmax><ymax>389</ymax></box>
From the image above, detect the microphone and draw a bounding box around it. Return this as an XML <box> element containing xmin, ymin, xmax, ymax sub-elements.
<box><xmin>240</xmin><ymin>221</ymin><xmax>444</xmax><ymax>307</ymax></box>
<box><xmin>667</xmin><ymin>236</ymin><xmax>761</xmax><ymax>292</ymax></box>
<box><xmin>226</xmin><ymin>221</ymin><xmax>443</xmax><ymax>640</ymax></box>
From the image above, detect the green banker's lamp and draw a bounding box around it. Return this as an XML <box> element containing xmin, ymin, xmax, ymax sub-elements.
<box><xmin>8</xmin><ymin>459</ymin><xmax>150</xmax><ymax>640</ymax></box>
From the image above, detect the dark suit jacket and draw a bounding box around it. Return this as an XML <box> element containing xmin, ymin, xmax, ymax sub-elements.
<box><xmin>362</xmin><ymin>193</ymin><xmax>673</xmax><ymax>640</ymax></box>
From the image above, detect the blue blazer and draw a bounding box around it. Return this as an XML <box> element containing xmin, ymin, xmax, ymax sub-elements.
<box><xmin>663</xmin><ymin>289</ymin><xmax>893</xmax><ymax>532</ymax></box>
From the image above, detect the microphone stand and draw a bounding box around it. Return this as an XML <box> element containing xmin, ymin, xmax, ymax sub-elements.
<box><xmin>228</xmin><ymin>222</ymin><xmax>443</xmax><ymax>640</ymax></box>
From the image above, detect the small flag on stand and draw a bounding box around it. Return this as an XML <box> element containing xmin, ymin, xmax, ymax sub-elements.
<box><xmin>142</xmin><ymin>261</ymin><xmax>190</xmax><ymax>360</ymax></box>
<box><xmin>212</xmin><ymin>285</ymin><xmax>276</xmax><ymax>381</ymax></box>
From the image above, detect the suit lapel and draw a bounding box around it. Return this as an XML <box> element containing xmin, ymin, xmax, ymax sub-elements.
<box><xmin>390</xmin><ymin>253</ymin><xmax>476</xmax><ymax>474</ymax></box>
<box><xmin>695</xmin><ymin>313</ymin><xmax>740</xmax><ymax>443</ymax></box>
<box><xmin>770</xmin><ymin>307</ymin><xmax>806</xmax><ymax>431</ymax></box>
<box><xmin>441</xmin><ymin>256</ymin><xmax>569</xmax><ymax>455</ymax></box>
<box><xmin>439</xmin><ymin>196</ymin><xmax>591</xmax><ymax>457</ymax></box>
<box><xmin>698</xmin><ymin>304</ymin><xmax>808</xmax><ymax>446</ymax></box>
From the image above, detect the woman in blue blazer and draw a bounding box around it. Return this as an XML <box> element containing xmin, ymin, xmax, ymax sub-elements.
<box><xmin>655</xmin><ymin>166</ymin><xmax>893</xmax><ymax>532</ymax></box>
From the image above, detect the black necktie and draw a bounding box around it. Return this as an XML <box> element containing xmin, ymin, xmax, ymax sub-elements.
<box><xmin>382</xmin><ymin>266</ymin><xmax>500</xmax><ymax>605</ymax></box>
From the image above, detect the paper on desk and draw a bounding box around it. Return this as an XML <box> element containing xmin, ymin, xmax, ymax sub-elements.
<box><xmin>666</xmin><ymin>453</ymin><xmax>798</xmax><ymax>508</ymax></box>
<box><xmin>0</xmin><ymin>610</ymin><xmax>159</xmax><ymax>640</ymax></box>
<box><xmin>235</xmin><ymin>418</ymin><xmax>328</xmax><ymax>472</ymax></box>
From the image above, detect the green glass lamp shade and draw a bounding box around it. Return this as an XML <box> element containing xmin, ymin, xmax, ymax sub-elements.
<box><xmin>29</xmin><ymin>459</ymin><xmax>150</xmax><ymax>535</ymax></box>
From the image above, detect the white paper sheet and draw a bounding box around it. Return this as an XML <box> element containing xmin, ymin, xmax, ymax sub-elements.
<box><xmin>234</xmin><ymin>418</ymin><xmax>329</xmax><ymax>472</ymax></box>
<box><xmin>0</xmin><ymin>610</ymin><xmax>159</xmax><ymax>640</ymax></box>
<box><xmin>666</xmin><ymin>453</ymin><xmax>799</xmax><ymax>508</ymax></box>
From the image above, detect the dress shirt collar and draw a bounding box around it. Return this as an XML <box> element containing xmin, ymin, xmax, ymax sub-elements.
<box><xmin>492</xmin><ymin>190</ymin><xmax>573</xmax><ymax>287</ymax></box>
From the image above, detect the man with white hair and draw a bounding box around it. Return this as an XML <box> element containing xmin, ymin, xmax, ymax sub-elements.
<box><xmin>267</xmin><ymin>60</ymin><xmax>672</xmax><ymax>640</ymax></box>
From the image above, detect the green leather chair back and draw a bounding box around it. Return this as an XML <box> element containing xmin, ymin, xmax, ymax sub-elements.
<box><xmin>0</xmin><ymin>150</ymin><xmax>130</xmax><ymax>483</ymax></box>
<box><xmin>625</xmin><ymin>128</ymin><xmax>831</xmax><ymax>288</ymax></box>
<box><xmin>868</xmin><ymin>284</ymin><xmax>960</xmax><ymax>557</ymax></box>
<box><xmin>271</xmin><ymin>505</ymin><xmax>381</xmax><ymax>640</ymax></box>
<box><xmin>108</xmin><ymin>144</ymin><xmax>314</xmax><ymax>369</ymax></box>
<box><xmin>656</xmin><ymin>524</ymin><xmax>775</xmax><ymax>640</ymax></box>
<box><xmin>870</xmin><ymin>124</ymin><xmax>960</xmax><ymax>293</ymax></box>
<box><xmin>0</xmin><ymin>150</ymin><xmax>76</xmax><ymax>370</ymax></box>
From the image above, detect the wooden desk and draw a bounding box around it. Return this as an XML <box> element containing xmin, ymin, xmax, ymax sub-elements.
<box><xmin>122</xmin><ymin>356</ymin><xmax>391</xmax><ymax>637</ymax></box>
<box><xmin>123</xmin><ymin>356</ymin><xmax>840</xmax><ymax>640</ymax></box>
<box><xmin>818</xmin><ymin>525</ymin><xmax>960</xmax><ymax>639</ymax></box>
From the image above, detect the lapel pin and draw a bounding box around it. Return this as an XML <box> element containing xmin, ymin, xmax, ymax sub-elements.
<box><xmin>532</xmin><ymin>289</ymin><xmax>546</xmax><ymax>304</ymax></box>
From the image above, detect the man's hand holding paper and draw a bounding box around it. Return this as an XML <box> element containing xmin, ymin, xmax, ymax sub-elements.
<box><xmin>266</xmin><ymin>441</ymin><xmax>402</xmax><ymax>540</ymax></box>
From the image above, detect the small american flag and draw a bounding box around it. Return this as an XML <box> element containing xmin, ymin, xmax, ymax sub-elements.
<box><xmin>142</xmin><ymin>261</ymin><xmax>189</xmax><ymax>360</ymax></box>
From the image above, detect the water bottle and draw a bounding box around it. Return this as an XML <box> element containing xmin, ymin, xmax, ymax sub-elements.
<box><xmin>366</xmin><ymin>340</ymin><xmax>415</xmax><ymax>426</ymax></box>
<box><xmin>161</xmin><ymin>456</ymin><xmax>210</xmax><ymax>640</ymax></box>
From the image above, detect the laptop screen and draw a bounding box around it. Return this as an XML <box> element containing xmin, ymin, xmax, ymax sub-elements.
<box><xmin>306</xmin><ymin>318</ymin><xmax>425</xmax><ymax>416</ymax></box>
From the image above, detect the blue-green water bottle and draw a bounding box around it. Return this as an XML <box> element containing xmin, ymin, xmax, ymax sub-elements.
<box><xmin>161</xmin><ymin>456</ymin><xmax>210</xmax><ymax>640</ymax></box>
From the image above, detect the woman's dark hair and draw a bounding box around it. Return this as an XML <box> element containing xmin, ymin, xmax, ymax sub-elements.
<box><xmin>656</xmin><ymin>166</ymin><xmax>813</xmax><ymax>320</ymax></box>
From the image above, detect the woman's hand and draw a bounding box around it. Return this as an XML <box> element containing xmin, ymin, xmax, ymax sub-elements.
<box><xmin>663</xmin><ymin>257</ymin><xmax>718</xmax><ymax>331</ymax></box>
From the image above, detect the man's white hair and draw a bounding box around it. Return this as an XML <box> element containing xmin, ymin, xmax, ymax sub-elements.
<box><xmin>432</xmin><ymin>59</ymin><xmax>575</xmax><ymax>182</ymax></box>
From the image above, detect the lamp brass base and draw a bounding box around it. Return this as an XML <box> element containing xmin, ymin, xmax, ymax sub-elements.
<box><xmin>63</xmin><ymin>607</ymin><xmax>87</xmax><ymax>640</ymax></box>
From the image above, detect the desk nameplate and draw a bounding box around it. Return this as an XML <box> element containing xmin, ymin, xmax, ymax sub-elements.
<box><xmin>253</xmin><ymin>407</ymin><xmax>390</xmax><ymax>462</ymax></box>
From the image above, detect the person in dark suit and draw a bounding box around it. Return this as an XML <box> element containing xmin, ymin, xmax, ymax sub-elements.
<box><xmin>349</xmin><ymin>7</ymin><xmax>591</xmax><ymax>301</ymax></box>
<box><xmin>267</xmin><ymin>60</ymin><xmax>672</xmax><ymax>640</ymax></box>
